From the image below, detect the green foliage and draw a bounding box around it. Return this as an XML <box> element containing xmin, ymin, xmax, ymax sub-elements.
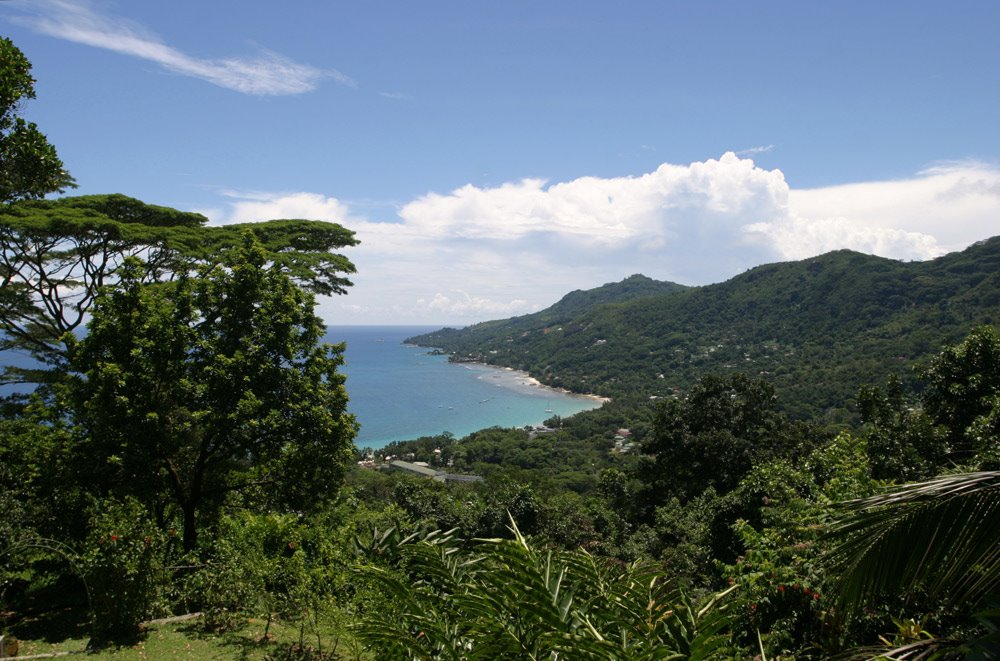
<box><xmin>477</xmin><ymin>478</ymin><xmax>543</xmax><ymax>538</ymax></box>
<box><xmin>919</xmin><ymin>324</ymin><xmax>1000</xmax><ymax>460</ymax></box>
<box><xmin>534</xmin><ymin>490</ymin><xmax>602</xmax><ymax>551</ymax></box>
<box><xmin>648</xmin><ymin>489</ymin><xmax>723</xmax><ymax>583</ymax></box>
<box><xmin>81</xmin><ymin>497</ymin><xmax>167</xmax><ymax>645</ymax></box>
<box><xmin>380</xmin><ymin>433</ymin><xmax>458</xmax><ymax>467</ymax></box>
<box><xmin>641</xmin><ymin>373</ymin><xmax>825</xmax><ymax>505</ymax></box>
<box><xmin>69</xmin><ymin>235</ymin><xmax>358</xmax><ymax>550</ymax></box>
<box><xmin>384</xmin><ymin>424</ymin><xmax>623</xmax><ymax>496</ymax></box>
<box><xmin>184</xmin><ymin>512</ymin><xmax>307</xmax><ymax>633</ymax></box>
<box><xmin>0</xmin><ymin>194</ymin><xmax>358</xmax><ymax>374</ymax></box>
<box><xmin>826</xmin><ymin>471</ymin><xmax>1000</xmax><ymax>614</ymax></box>
<box><xmin>382</xmin><ymin>474</ymin><xmax>544</xmax><ymax>540</ymax></box>
<box><xmin>0</xmin><ymin>37</ymin><xmax>75</xmax><ymax>204</ymax></box>
<box><xmin>968</xmin><ymin>397</ymin><xmax>1000</xmax><ymax>469</ymax></box>
<box><xmin>354</xmin><ymin>522</ymin><xmax>738</xmax><ymax>659</ymax></box>
<box><xmin>389</xmin><ymin>478</ymin><xmax>481</xmax><ymax>533</ymax></box>
<box><xmin>719</xmin><ymin>434</ymin><xmax>880</xmax><ymax>657</ymax></box>
<box><xmin>410</xmin><ymin>241</ymin><xmax>1000</xmax><ymax>421</ymax></box>
<box><xmin>175</xmin><ymin>507</ymin><xmax>374</xmax><ymax>659</ymax></box>
<box><xmin>857</xmin><ymin>325</ymin><xmax>1000</xmax><ymax>478</ymax></box>
<box><xmin>857</xmin><ymin>375</ymin><xmax>949</xmax><ymax>482</ymax></box>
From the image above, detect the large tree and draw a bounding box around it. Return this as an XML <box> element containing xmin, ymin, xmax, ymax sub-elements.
<box><xmin>0</xmin><ymin>37</ymin><xmax>75</xmax><ymax>204</ymax></box>
<box><xmin>69</xmin><ymin>234</ymin><xmax>358</xmax><ymax>550</ymax></box>
<box><xmin>856</xmin><ymin>324</ymin><xmax>1000</xmax><ymax>476</ymax></box>
<box><xmin>0</xmin><ymin>194</ymin><xmax>358</xmax><ymax>381</ymax></box>
<box><xmin>640</xmin><ymin>373</ymin><xmax>820</xmax><ymax>504</ymax></box>
<box><xmin>919</xmin><ymin>324</ymin><xmax>1000</xmax><ymax>461</ymax></box>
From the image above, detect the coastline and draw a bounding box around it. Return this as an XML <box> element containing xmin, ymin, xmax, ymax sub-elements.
<box><xmin>453</xmin><ymin>358</ymin><xmax>612</xmax><ymax>406</ymax></box>
<box><xmin>337</xmin><ymin>335</ymin><xmax>607</xmax><ymax>449</ymax></box>
<box><xmin>493</xmin><ymin>364</ymin><xmax>611</xmax><ymax>405</ymax></box>
<box><xmin>403</xmin><ymin>339</ymin><xmax>611</xmax><ymax>405</ymax></box>
<box><xmin>404</xmin><ymin>340</ymin><xmax>611</xmax><ymax>406</ymax></box>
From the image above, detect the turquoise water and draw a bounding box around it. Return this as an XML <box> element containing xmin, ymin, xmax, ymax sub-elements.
<box><xmin>1</xmin><ymin>326</ymin><xmax>605</xmax><ymax>450</ymax></box>
<box><xmin>329</xmin><ymin>326</ymin><xmax>604</xmax><ymax>449</ymax></box>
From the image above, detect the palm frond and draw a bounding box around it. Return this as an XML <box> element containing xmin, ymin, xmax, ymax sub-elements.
<box><xmin>825</xmin><ymin>471</ymin><xmax>1000</xmax><ymax>610</ymax></box>
<box><xmin>354</xmin><ymin>515</ymin><xmax>740</xmax><ymax>659</ymax></box>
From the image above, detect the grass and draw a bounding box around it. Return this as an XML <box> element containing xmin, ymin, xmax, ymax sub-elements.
<box><xmin>6</xmin><ymin>610</ymin><xmax>370</xmax><ymax>660</ymax></box>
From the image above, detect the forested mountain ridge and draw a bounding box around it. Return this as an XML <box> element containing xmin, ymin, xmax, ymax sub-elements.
<box><xmin>409</xmin><ymin>236</ymin><xmax>1000</xmax><ymax>419</ymax></box>
<box><xmin>414</xmin><ymin>273</ymin><xmax>688</xmax><ymax>349</ymax></box>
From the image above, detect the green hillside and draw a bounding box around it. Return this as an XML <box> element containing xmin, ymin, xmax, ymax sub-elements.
<box><xmin>414</xmin><ymin>273</ymin><xmax>688</xmax><ymax>350</ymax></box>
<box><xmin>409</xmin><ymin>237</ymin><xmax>1000</xmax><ymax>419</ymax></box>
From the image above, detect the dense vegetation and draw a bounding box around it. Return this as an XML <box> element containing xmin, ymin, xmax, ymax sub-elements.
<box><xmin>410</xmin><ymin>242</ymin><xmax>1000</xmax><ymax>421</ymax></box>
<box><xmin>2</xmin><ymin>37</ymin><xmax>999</xmax><ymax>659</ymax></box>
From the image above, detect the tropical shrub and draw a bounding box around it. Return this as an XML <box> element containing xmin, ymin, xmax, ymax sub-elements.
<box><xmin>81</xmin><ymin>497</ymin><xmax>166</xmax><ymax>645</ymax></box>
<box><xmin>354</xmin><ymin>521</ymin><xmax>739</xmax><ymax>659</ymax></box>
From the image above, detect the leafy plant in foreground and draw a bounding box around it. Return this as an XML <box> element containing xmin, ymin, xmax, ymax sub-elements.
<box><xmin>825</xmin><ymin>471</ymin><xmax>1000</xmax><ymax>658</ymax></box>
<box><xmin>827</xmin><ymin>471</ymin><xmax>1000</xmax><ymax>614</ymax></box>
<box><xmin>354</xmin><ymin>520</ymin><xmax>737</xmax><ymax>659</ymax></box>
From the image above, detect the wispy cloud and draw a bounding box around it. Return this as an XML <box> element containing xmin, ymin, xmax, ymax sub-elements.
<box><xmin>735</xmin><ymin>144</ymin><xmax>775</xmax><ymax>157</ymax></box>
<box><xmin>6</xmin><ymin>0</ymin><xmax>353</xmax><ymax>95</ymax></box>
<box><xmin>419</xmin><ymin>292</ymin><xmax>533</xmax><ymax>318</ymax></box>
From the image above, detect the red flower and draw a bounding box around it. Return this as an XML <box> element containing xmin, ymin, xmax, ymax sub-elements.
<box><xmin>110</xmin><ymin>534</ymin><xmax>118</xmax><ymax>541</ymax></box>
<box><xmin>813</xmin><ymin>592</ymin><xmax>821</xmax><ymax>600</ymax></box>
<box><xmin>777</xmin><ymin>585</ymin><xmax>785</xmax><ymax>593</ymax></box>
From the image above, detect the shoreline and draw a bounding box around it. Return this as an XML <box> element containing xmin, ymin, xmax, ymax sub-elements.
<box><xmin>403</xmin><ymin>342</ymin><xmax>612</xmax><ymax>406</ymax></box>
<box><xmin>345</xmin><ymin>330</ymin><xmax>607</xmax><ymax>451</ymax></box>
<box><xmin>457</xmin><ymin>360</ymin><xmax>612</xmax><ymax>406</ymax></box>
<box><xmin>349</xmin><ymin>340</ymin><xmax>609</xmax><ymax>450</ymax></box>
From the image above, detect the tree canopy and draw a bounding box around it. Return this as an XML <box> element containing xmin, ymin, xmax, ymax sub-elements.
<box><xmin>0</xmin><ymin>37</ymin><xmax>75</xmax><ymax>204</ymax></box>
<box><xmin>640</xmin><ymin>373</ymin><xmax>822</xmax><ymax>504</ymax></box>
<box><xmin>69</xmin><ymin>234</ymin><xmax>358</xmax><ymax>551</ymax></box>
<box><xmin>0</xmin><ymin>194</ymin><xmax>358</xmax><ymax>380</ymax></box>
<box><xmin>919</xmin><ymin>324</ymin><xmax>1000</xmax><ymax>459</ymax></box>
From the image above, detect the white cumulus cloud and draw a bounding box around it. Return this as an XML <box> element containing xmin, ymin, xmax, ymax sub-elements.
<box><xmin>7</xmin><ymin>0</ymin><xmax>352</xmax><ymax>95</ymax></box>
<box><xmin>399</xmin><ymin>152</ymin><xmax>789</xmax><ymax>249</ymax></box>
<box><xmin>206</xmin><ymin>155</ymin><xmax>1000</xmax><ymax>325</ymax></box>
<box><xmin>785</xmin><ymin>161</ymin><xmax>1000</xmax><ymax>254</ymax></box>
<box><xmin>209</xmin><ymin>191</ymin><xmax>358</xmax><ymax>226</ymax></box>
<box><xmin>420</xmin><ymin>292</ymin><xmax>533</xmax><ymax>318</ymax></box>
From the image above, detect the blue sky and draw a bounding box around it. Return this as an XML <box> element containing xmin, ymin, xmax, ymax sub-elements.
<box><xmin>3</xmin><ymin>1</ymin><xmax>999</xmax><ymax>325</ymax></box>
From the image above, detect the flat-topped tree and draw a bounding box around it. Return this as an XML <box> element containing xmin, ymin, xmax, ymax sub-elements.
<box><xmin>0</xmin><ymin>194</ymin><xmax>358</xmax><ymax>382</ymax></box>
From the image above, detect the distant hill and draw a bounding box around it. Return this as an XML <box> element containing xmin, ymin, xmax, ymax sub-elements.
<box><xmin>409</xmin><ymin>237</ymin><xmax>1000</xmax><ymax>420</ymax></box>
<box><xmin>413</xmin><ymin>274</ymin><xmax>688</xmax><ymax>350</ymax></box>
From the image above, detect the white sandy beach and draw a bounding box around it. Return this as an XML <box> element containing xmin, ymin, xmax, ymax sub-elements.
<box><xmin>463</xmin><ymin>362</ymin><xmax>611</xmax><ymax>405</ymax></box>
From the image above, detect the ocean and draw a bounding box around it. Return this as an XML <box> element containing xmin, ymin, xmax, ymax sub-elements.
<box><xmin>0</xmin><ymin>326</ymin><xmax>605</xmax><ymax>450</ymax></box>
<box><xmin>329</xmin><ymin>326</ymin><xmax>604</xmax><ymax>449</ymax></box>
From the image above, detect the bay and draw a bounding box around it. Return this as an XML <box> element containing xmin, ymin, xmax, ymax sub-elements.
<box><xmin>1</xmin><ymin>326</ymin><xmax>605</xmax><ymax>449</ymax></box>
<box><xmin>329</xmin><ymin>325</ymin><xmax>604</xmax><ymax>449</ymax></box>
